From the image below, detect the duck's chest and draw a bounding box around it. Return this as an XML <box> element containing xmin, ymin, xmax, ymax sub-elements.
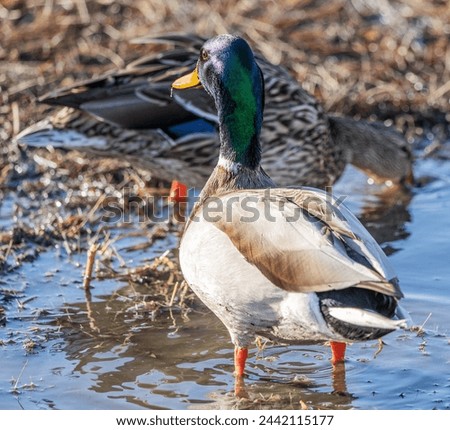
<box><xmin>180</xmin><ymin>219</ymin><xmax>280</xmax><ymax>316</ymax></box>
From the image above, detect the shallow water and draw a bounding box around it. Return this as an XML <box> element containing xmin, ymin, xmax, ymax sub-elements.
<box><xmin>1</xmin><ymin>143</ymin><xmax>450</xmax><ymax>410</ymax></box>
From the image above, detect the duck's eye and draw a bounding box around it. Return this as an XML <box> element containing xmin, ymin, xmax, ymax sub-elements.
<box><xmin>200</xmin><ymin>49</ymin><xmax>209</xmax><ymax>61</ymax></box>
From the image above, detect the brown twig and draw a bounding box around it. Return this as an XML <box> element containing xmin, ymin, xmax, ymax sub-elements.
<box><xmin>83</xmin><ymin>242</ymin><xmax>99</xmax><ymax>290</ymax></box>
<box><xmin>373</xmin><ymin>338</ymin><xmax>385</xmax><ymax>359</ymax></box>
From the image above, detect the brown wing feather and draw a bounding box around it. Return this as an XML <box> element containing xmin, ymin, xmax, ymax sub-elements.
<box><xmin>211</xmin><ymin>188</ymin><xmax>403</xmax><ymax>298</ymax></box>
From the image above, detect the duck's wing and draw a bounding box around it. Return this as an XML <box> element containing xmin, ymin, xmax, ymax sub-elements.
<box><xmin>207</xmin><ymin>187</ymin><xmax>402</xmax><ymax>299</ymax></box>
<box><xmin>38</xmin><ymin>32</ymin><xmax>308</xmax><ymax>131</ymax></box>
<box><xmin>38</xmin><ymin>37</ymin><xmax>216</xmax><ymax>129</ymax></box>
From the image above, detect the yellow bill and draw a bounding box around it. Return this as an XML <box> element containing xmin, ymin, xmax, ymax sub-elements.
<box><xmin>172</xmin><ymin>67</ymin><xmax>201</xmax><ymax>89</ymax></box>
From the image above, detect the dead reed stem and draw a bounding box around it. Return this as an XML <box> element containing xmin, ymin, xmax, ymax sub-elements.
<box><xmin>83</xmin><ymin>242</ymin><xmax>99</xmax><ymax>290</ymax></box>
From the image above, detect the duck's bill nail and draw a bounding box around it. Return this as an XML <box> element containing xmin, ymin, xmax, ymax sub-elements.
<box><xmin>172</xmin><ymin>68</ymin><xmax>201</xmax><ymax>89</ymax></box>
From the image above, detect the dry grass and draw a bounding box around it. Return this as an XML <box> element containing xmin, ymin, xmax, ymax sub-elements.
<box><xmin>2</xmin><ymin>0</ymin><xmax>449</xmax><ymax>140</ymax></box>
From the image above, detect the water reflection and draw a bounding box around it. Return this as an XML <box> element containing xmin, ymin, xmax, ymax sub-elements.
<box><xmin>50</xmin><ymin>283</ymin><xmax>358</xmax><ymax>409</ymax></box>
<box><xmin>357</xmin><ymin>185</ymin><xmax>412</xmax><ymax>248</ymax></box>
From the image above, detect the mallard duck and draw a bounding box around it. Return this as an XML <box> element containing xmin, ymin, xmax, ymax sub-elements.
<box><xmin>16</xmin><ymin>34</ymin><xmax>413</xmax><ymax>200</ymax></box>
<box><xmin>172</xmin><ymin>35</ymin><xmax>407</xmax><ymax>387</ymax></box>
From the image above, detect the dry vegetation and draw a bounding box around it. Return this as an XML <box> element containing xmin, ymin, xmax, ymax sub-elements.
<box><xmin>1</xmin><ymin>0</ymin><xmax>449</xmax><ymax>291</ymax></box>
<box><xmin>2</xmin><ymin>0</ymin><xmax>449</xmax><ymax>139</ymax></box>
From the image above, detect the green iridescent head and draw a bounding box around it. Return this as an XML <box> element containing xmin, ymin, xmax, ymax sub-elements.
<box><xmin>173</xmin><ymin>34</ymin><xmax>264</xmax><ymax>169</ymax></box>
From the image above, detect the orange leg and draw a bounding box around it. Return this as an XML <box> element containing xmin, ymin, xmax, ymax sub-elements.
<box><xmin>168</xmin><ymin>180</ymin><xmax>188</xmax><ymax>203</ymax></box>
<box><xmin>330</xmin><ymin>341</ymin><xmax>346</xmax><ymax>364</ymax></box>
<box><xmin>234</xmin><ymin>347</ymin><xmax>249</xmax><ymax>397</ymax></box>
<box><xmin>234</xmin><ymin>347</ymin><xmax>248</xmax><ymax>377</ymax></box>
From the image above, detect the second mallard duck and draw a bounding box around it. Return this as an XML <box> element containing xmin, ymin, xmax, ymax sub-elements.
<box><xmin>172</xmin><ymin>35</ymin><xmax>407</xmax><ymax>385</ymax></box>
<box><xmin>16</xmin><ymin>34</ymin><xmax>413</xmax><ymax>191</ymax></box>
